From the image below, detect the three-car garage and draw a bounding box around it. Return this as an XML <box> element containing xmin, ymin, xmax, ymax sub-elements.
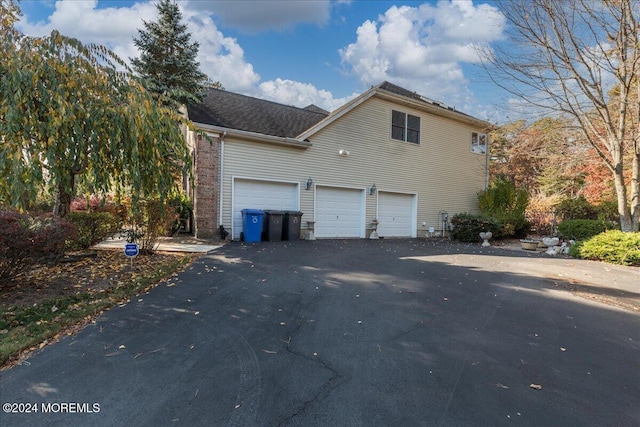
<box><xmin>231</xmin><ymin>178</ymin><xmax>416</xmax><ymax>240</ymax></box>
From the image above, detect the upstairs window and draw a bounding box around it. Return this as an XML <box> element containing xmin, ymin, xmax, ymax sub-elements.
<box><xmin>392</xmin><ymin>110</ymin><xmax>420</xmax><ymax>144</ymax></box>
<box><xmin>471</xmin><ymin>132</ymin><xmax>487</xmax><ymax>154</ymax></box>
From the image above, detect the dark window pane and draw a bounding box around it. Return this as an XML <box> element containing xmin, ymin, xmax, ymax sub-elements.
<box><xmin>407</xmin><ymin>129</ymin><xmax>419</xmax><ymax>144</ymax></box>
<box><xmin>392</xmin><ymin>125</ymin><xmax>405</xmax><ymax>141</ymax></box>
<box><xmin>392</xmin><ymin>110</ymin><xmax>405</xmax><ymax>127</ymax></box>
<box><xmin>407</xmin><ymin>114</ymin><xmax>420</xmax><ymax>131</ymax></box>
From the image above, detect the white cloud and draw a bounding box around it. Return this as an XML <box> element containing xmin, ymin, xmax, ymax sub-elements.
<box><xmin>340</xmin><ymin>1</ymin><xmax>505</xmax><ymax>112</ymax></box>
<box><xmin>16</xmin><ymin>0</ymin><xmax>350</xmax><ymax>112</ymax></box>
<box><xmin>185</xmin><ymin>0</ymin><xmax>332</xmax><ymax>33</ymax></box>
<box><xmin>18</xmin><ymin>0</ymin><xmax>157</xmax><ymax>61</ymax></box>
<box><xmin>181</xmin><ymin>11</ymin><xmax>261</xmax><ymax>93</ymax></box>
<box><xmin>257</xmin><ymin>79</ymin><xmax>358</xmax><ymax>111</ymax></box>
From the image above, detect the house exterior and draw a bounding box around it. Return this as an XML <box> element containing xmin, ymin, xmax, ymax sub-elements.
<box><xmin>185</xmin><ymin>81</ymin><xmax>490</xmax><ymax>240</ymax></box>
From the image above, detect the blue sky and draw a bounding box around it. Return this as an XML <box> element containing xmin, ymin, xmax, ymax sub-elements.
<box><xmin>16</xmin><ymin>0</ymin><xmax>510</xmax><ymax>122</ymax></box>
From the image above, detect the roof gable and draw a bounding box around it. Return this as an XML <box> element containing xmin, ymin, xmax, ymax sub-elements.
<box><xmin>187</xmin><ymin>82</ymin><xmax>490</xmax><ymax>141</ymax></box>
<box><xmin>298</xmin><ymin>81</ymin><xmax>490</xmax><ymax>139</ymax></box>
<box><xmin>187</xmin><ymin>89</ymin><xmax>328</xmax><ymax>138</ymax></box>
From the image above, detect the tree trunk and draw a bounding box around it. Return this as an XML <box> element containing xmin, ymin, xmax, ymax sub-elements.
<box><xmin>614</xmin><ymin>168</ymin><xmax>633</xmax><ymax>232</ymax></box>
<box><xmin>631</xmin><ymin>150</ymin><xmax>640</xmax><ymax>231</ymax></box>
<box><xmin>53</xmin><ymin>174</ymin><xmax>74</xmax><ymax>217</ymax></box>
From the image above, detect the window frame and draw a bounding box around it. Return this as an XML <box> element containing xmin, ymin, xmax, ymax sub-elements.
<box><xmin>391</xmin><ymin>110</ymin><xmax>420</xmax><ymax>144</ymax></box>
<box><xmin>471</xmin><ymin>132</ymin><xmax>487</xmax><ymax>154</ymax></box>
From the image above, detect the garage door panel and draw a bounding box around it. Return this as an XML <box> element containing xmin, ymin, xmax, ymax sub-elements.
<box><xmin>378</xmin><ymin>192</ymin><xmax>415</xmax><ymax>237</ymax></box>
<box><xmin>233</xmin><ymin>179</ymin><xmax>298</xmax><ymax>239</ymax></box>
<box><xmin>316</xmin><ymin>187</ymin><xmax>363</xmax><ymax>238</ymax></box>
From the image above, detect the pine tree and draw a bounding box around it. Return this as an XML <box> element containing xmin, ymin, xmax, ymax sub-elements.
<box><xmin>131</xmin><ymin>0</ymin><xmax>217</xmax><ymax>107</ymax></box>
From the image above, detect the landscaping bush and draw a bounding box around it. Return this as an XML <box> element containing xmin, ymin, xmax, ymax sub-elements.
<box><xmin>569</xmin><ymin>231</ymin><xmax>640</xmax><ymax>266</ymax></box>
<box><xmin>167</xmin><ymin>192</ymin><xmax>193</xmax><ymax>235</ymax></box>
<box><xmin>493</xmin><ymin>213</ymin><xmax>530</xmax><ymax>239</ymax></box>
<box><xmin>121</xmin><ymin>198</ymin><xmax>179</xmax><ymax>254</ymax></box>
<box><xmin>558</xmin><ymin>219</ymin><xmax>614</xmax><ymax>240</ymax></box>
<box><xmin>595</xmin><ymin>200</ymin><xmax>619</xmax><ymax>223</ymax></box>
<box><xmin>556</xmin><ymin>196</ymin><xmax>598</xmax><ymax>221</ymax></box>
<box><xmin>450</xmin><ymin>214</ymin><xmax>501</xmax><ymax>242</ymax></box>
<box><xmin>66</xmin><ymin>211</ymin><xmax>121</xmax><ymax>250</ymax></box>
<box><xmin>0</xmin><ymin>210</ymin><xmax>76</xmax><ymax>282</ymax></box>
<box><xmin>477</xmin><ymin>177</ymin><xmax>530</xmax><ymax>238</ymax></box>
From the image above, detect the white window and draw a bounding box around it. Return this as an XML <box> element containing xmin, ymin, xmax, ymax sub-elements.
<box><xmin>392</xmin><ymin>110</ymin><xmax>420</xmax><ymax>144</ymax></box>
<box><xmin>471</xmin><ymin>132</ymin><xmax>487</xmax><ymax>154</ymax></box>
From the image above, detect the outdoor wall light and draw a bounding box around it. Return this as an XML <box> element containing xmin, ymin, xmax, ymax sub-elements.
<box><xmin>338</xmin><ymin>149</ymin><xmax>350</xmax><ymax>156</ymax></box>
<box><xmin>305</xmin><ymin>177</ymin><xmax>313</xmax><ymax>190</ymax></box>
<box><xmin>369</xmin><ymin>183</ymin><xmax>377</xmax><ymax>195</ymax></box>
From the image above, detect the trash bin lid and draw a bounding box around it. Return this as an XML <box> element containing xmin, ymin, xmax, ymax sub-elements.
<box><xmin>284</xmin><ymin>211</ymin><xmax>303</xmax><ymax>215</ymax></box>
<box><xmin>264</xmin><ymin>210</ymin><xmax>285</xmax><ymax>215</ymax></box>
<box><xmin>242</xmin><ymin>208</ymin><xmax>264</xmax><ymax>215</ymax></box>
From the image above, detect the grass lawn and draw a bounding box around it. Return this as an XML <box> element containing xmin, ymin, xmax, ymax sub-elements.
<box><xmin>0</xmin><ymin>250</ymin><xmax>193</xmax><ymax>369</ymax></box>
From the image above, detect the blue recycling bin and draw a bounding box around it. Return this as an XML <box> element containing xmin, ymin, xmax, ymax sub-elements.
<box><xmin>241</xmin><ymin>209</ymin><xmax>264</xmax><ymax>242</ymax></box>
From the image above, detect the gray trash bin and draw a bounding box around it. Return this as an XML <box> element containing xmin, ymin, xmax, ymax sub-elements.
<box><xmin>263</xmin><ymin>210</ymin><xmax>284</xmax><ymax>241</ymax></box>
<box><xmin>282</xmin><ymin>211</ymin><xmax>303</xmax><ymax>240</ymax></box>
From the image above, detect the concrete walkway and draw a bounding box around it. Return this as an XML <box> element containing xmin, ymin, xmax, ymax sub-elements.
<box><xmin>93</xmin><ymin>236</ymin><xmax>224</xmax><ymax>253</ymax></box>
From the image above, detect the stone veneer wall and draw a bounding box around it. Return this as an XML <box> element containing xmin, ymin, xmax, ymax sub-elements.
<box><xmin>192</xmin><ymin>133</ymin><xmax>220</xmax><ymax>238</ymax></box>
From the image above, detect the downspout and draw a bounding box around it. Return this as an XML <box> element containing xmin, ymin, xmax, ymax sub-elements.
<box><xmin>485</xmin><ymin>135</ymin><xmax>490</xmax><ymax>190</ymax></box>
<box><xmin>219</xmin><ymin>131</ymin><xmax>226</xmax><ymax>228</ymax></box>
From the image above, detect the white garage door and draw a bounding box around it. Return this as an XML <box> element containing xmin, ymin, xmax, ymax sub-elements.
<box><xmin>377</xmin><ymin>192</ymin><xmax>415</xmax><ymax>238</ymax></box>
<box><xmin>233</xmin><ymin>178</ymin><xmax>298</xmax><ymax>239</ymax></box>
<box><xmin>316</xmin><ymin>186</ymin><xmax>364</xmax><ymax>238</ymax></box>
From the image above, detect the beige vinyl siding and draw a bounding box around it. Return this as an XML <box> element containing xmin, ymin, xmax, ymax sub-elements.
<box><xmin>219</xmin><ymin>96</ymin><xmax>487</xmax><ymax>236</ymax></box>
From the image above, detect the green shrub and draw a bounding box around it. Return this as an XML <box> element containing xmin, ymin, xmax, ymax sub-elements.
<box><xmin>558</xmin><ymin>219</ymin><xmax>614</xmax><ymax>240</ymax></box>
<box><xmin>477</xmin><ymin>178</ymin><xmax>530</xmax><ymax>238</ymax></box>
<box><xmin>66</xmin><ymin>211</ymin><xmax>121</xmax><ymax>250</ymax></box>
<box><xmin>0</xmin><ymin>210</ymin><xmax>76</xmax><ymax>282</ymax></box>
<box><xmin>556</xmin><ymin>196</ymin><xmax>598</xmax><ymax>221</ymax></box>
<box><xmin>451</xmin><ymin>214</ymin><xmax>501</xmax><ymax>242</ymax></box>
<box><xmin>478</xmin><ymin>177</ymin><xmax>529</xmax><ymax>217</ymax></box>
<box><xmin>493</xmin><ymin>213</ymin><xmax>530</xmax><ymax>239</ymax></box>
<box><xmin>595</xmin><ymin>200</ymin><xmax>619</xmax><ymax>223</ymax></box>
<box><xmin>569</xmin><ymin>231</ymin><xmax>640</xmax><ymax>266</ymax></box>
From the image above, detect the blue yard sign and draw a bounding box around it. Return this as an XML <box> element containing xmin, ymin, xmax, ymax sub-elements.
<box><xmin>124</xmin><ymin>243</ymin><xmax>139</xmax><ymax>257</ymax></box>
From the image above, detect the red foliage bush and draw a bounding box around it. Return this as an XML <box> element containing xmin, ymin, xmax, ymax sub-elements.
<box><xmin>0</xmin><ymin>209</ymin><xmax>77</xmax><ymax>283</ymax></box>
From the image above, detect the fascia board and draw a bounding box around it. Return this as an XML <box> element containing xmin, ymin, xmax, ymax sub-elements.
<box><xmin>193</xmin><ymin>122</ymin><xmax>312</xmax><ymax>149</ymax></box>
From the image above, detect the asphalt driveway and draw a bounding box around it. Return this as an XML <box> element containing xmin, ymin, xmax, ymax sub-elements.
<box><xmin>1</xmin><ymin>239</ymin><xmax>639</xmax><ymax>426</ymax></box>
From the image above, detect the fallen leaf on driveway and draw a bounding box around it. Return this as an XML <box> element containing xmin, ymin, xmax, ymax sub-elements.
<box><xmin>560</xmin><ymin>347</ymin><xmax>567</xmax><ymax>352</ymax></box>
<box><xmin>118</xmin><ymin>345</ymin><xmax>126</xmax><ymax>349</ymax></box>
<box><xmin>496</xmin><ymin>383</ymin><xmax>510</xmax><ymax>389</ymax></box>
<box><xmin>262</xmin><ymin>349</ymin><xmax>277</xmax><ymax>354</ymax></box>
<box><xmin>530</xmin><ymin>384</ymin><xmax>542</xmax><ymax>390</ymax></box>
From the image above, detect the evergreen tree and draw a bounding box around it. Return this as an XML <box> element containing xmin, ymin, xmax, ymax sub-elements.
<box><xmin>131</xmin><ymin>0</ymin><xmax>217</xmax><ymax>107</ymax></box>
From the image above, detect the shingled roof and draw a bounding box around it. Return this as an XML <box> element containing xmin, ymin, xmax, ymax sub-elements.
<box><xmin>187</xmin><ymin>89</ymin><xmax>329</xmax><ymax>138</ymax></box>
<box><xmin>377</xmin><ymin>81</ymin><xmax>475</xmax><ymax>119</ymax></box>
